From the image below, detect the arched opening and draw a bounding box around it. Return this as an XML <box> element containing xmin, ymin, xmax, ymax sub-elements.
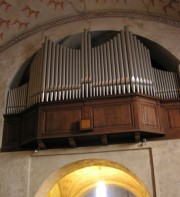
<box><xmin>35</xmin><ymin>159</ymin><xmax>151</xmax><ymax>197</ymax></box>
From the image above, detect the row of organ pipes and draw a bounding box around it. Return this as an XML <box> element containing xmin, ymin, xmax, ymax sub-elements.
<box><xmin>6</xmin><ymin>26</ymin><xmax>180</xmax><ymax>114</ymax></box>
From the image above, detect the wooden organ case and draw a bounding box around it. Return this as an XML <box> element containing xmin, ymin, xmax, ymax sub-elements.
<box><xmin>2</xmin><ymin>27</ymin><xmax>180</xmax><ymax>151</ymax></box>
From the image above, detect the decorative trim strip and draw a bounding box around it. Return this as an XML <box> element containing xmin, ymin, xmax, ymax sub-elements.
<box><xmin>0</xmin><ymin>10</ymin><xmax>180</xmax><ymax>53</ymax></box>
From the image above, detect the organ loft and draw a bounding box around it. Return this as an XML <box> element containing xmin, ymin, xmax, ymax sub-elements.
<box><xmin>2</xmin><ymin>26</ymin><xmax>180</xmax><ymax>151</ymax></box>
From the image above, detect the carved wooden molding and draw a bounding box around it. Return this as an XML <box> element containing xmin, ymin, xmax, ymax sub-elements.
<box><xmin>3</xmin><ymin>94</ymin><xmax>180</xmax><ymax>152</ymax></box>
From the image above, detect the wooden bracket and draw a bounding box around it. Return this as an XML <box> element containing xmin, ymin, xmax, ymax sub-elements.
<box><xmin>101</xmin><ymin>135</ymin><xmax>108</xmax><ymax>145</ymax></box>
<box><xmin>37</xmin><ymin>140</ymin><xmax>46</xmax><ymax>150</ymax></box>
<box><xmin>135</xmin><ymin>132</ymin><xmax>141</xmax><ymax>143</ymax></box>
<box><xmin>68</xmin><ymin>137</ymin><xmax>77</xmax><ymax>148</ymax></box>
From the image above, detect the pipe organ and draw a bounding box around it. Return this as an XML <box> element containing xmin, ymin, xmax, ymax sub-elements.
<box><xmin>6</xmin><ymin>83</ymin><xmax>28</xmax><ymax>114</ymax></box>
<box><xmin>2</xmin><ymin>27</ymin><xmax>180</xmax><ymax>151</ymax></box>
<box><xmin>5</xmin><ymin>27</ymin><xmax>179</xmax><ymax>115</ymax></box>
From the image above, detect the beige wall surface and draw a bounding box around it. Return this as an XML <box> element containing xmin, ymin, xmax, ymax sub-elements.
<box><xmin>0</xmin><ymin>140</ymin><xmax>180</xmax><ymax>197</ymax></box>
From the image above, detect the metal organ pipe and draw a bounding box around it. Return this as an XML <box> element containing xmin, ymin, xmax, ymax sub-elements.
<box><xmin>81</xmin><ymin>30</ymin><xmax>85</xmax><ymax>98</ymax></box>
<box><xmin>110</xmin><ymin>39</ymin><xmax>117</xmax><ymax>95</ymax></box>
<box><xmin>88</xmin><ymin>33</ymin><xmax>92</xmax><ymax>97</ymax></box>
<box><xmin>6</xmin><ymin>27</ymin><xmax>179</xmax><ymax>114</ymax></box>
<box><xmin>72</xmin><ymin>49</ymin><xmax>75</xmax><ymax>99</ymax></box>
<box><xmin>91</xmin><ymin>47</ymin><xmax>95</xmax><ymax>97</ymax></box>
<box><xmin>100</xmin><ymin>45</ymin><xmax>106</xmax><ymax>96</ymax></box>
<box><xmin>146</xmin><ymin>48</ymin><xmax>155</xmax><ymax>96</ymax></box>
<box><xmin>75</xmin><ymin>50</ymin><xmax>78</xmax><ymax>99</ymax></box>
<box><xmin>117</xmin><ymin>33</ymin><xmax>125</xmax><ymax>94</ymax></box>
<box><xmin>138</xmin><ymin>41</ymin><xmax>147</xmax><ymax>94</ymax></box>
<box><xmin>169</xmin><ymin>71</ymin><xmax>174</xmax><ymax>98</ymax></box>
<box><xmin>121</xmin><ymin>29</ymin><xmax>130</xmax><ymax>93</ymax></box>
<box><xmin>129</xmin><ymin>32</ymin><xmax>139</xmax><ymax>93</ymax></box>
<box><xmin>41</xmin><ymin>37</ymin><xmax>48</xmax><ymax>102</ymax></box>
<box><xmin>78</xmin><ymin>49</ymin><xmax>81</xmax><ymax>99</ymax></box>
<box><xmin>94</xmin><ymin>47</ymin><xmax>99</xmax><ymax>97</ymax></box>
<box><xmin>97</xmin><ymin>46</ymin><xmax>102</xmax><ymax>96</ymax></box>
<box><xmin>103</xmin><ymin>43</ymin><xmax>109</xmax><ymax>95</ymax></box>
<box><xmin>106</xmin><ymin>41</ymin><xmax>113</xmax><ymax>95</ymax></box>
<box><xmin>165</xmin><ymin>71</ymin><xmax>170</xmax><ymax>99</ymax></box>
<box><xmin>54</xmin><ymin>44</ymin><xmax>59</xmax><ymax>101</ymax></box>
<box><xmin>172</xmin><ymin>72</ymin><xmax>179</xmax><ymax>98</ymax></box>
<box><xmin>58</xmin><ymin>45</ymin><xmax>63</xmax><ymax>100</ymax></box>
<box><xmin>6</xmin><ymin>83</ymin><xmax>28</xmax><ymax>114</ymax></box>
<box><xmin>113</xmin><ymin>36</ymin><xmax>121</xmax><ymax>95</ymax></box>
<box><xmin>125</xmin><ymin>26</ymin><xmax>135</xmax><ymax>93</ymax></box>
<box><xmin>67</xmin><ymin>49</ymin><xmax>73</xmax><ymax>99</ymax></box>
<box><xmin>84</xmin><ymin>30</ymin><xmax>89</xmax><ymax>98</ymax></box>
<box><xmin>143</xmin><ymin>46</ymin><xmax>151</xmax><ymax>95</ymax></box>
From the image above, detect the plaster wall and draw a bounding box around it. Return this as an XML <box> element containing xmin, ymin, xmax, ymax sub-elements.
<box><xmin>0</xmin><ymin>140</ymin><xmax>180</xmax><ymax>197</ymax></box>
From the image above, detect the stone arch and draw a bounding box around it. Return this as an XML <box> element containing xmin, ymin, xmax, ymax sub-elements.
<box><xmin>35</xmin><ymin>159</ymin><xmax>150</xmax><ymax>197</ymax></box>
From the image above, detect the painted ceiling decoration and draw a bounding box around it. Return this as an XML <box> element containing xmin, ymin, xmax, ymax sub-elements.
<box><xmin>0</xmin><ymin>0</ymin><xmax>179</xmax><ymax>53</ymax></box>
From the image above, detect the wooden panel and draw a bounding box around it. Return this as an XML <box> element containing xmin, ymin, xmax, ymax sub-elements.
<box><xmin>21</xmin><ymin>109</ymin><xmax>38</xmax><ymax>144</ymax></box>
<box><xmin>2</xmin><ymin>116</ymin><xmax>21</xmax><ymax>151</ymax></box>
<box><xmin>81</xmin><ymin>106</ymin><xmax>92</xmax><ymax>119</ymax></box>
<box><xmin>43</xmin><ymin>108</ymin><xmax>81</xmax><ymax>134</ymax></box>
<box><xmin>2</xmin><ymin>94</ymin><xmax>179</xmax><ymax>152</ymax></box>
<box><xmin>167</xmin><ymin>108</ymin><xmax>180</xmax><ymax>128</ymax></box>
<box><xmin>141</xmin><ymin>104</ymin><xmax>160</xmax><ymax>129</ymax></box>
<box><xmin>93</xmin><ymin>103</ymin><xmax>133</xmax><ymax>128</ymax></box>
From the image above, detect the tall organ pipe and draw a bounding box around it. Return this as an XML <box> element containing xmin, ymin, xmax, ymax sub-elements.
<box><xmin>97</xmin><ymin>46</ymin><xmax>102</xmax><ymax>96</ymax></box>
<box><xmin>50</xmin><ymin>42</ymin><xmax>56</xmax><ymax>101</ymax></box>
<box><xmin>134</xmin><ymin>36</ymin><xmax>143</xmax><ymax>94</ymax></box>
<box><xmin>125</xmin><ymin>26</ymin><xmax>135</xmax><ymax>93</ymax></box>
<box><xmin>58</xmin><ymin>45</ymin><xmax>63</xmax><ymax>100</ymax></box>
<box><xmin>103</xmin><ymin>43</ymin><xmax>109</xmax><ymax>95</ymax></box>
<box><xmin>62</xmin><ymin>47</ymin><xmax>66</xmax><ymax>100</ymax></box>
<box><xmin>110</xmin><ymin>39</ymin><xmax>117</xmax><ymax>95</ymax></box>
<box><xmin>106</xmin><ymin>41</ymin><xmax>113</xmax><ymax>95</ymax></box>
<box><xmin>72</xmin><ymin>49</ymin><xmax>76</xmax><ymax>99</ymax></box>
<box><xmin>41</xmin><ymin>37</ymin><xmax>48</xmax><ymax>102</ymax></box>
<box><xmin>100</xmin><ymin>45</ymin><xmax>106</xmax><ymax>96</ymax></box>
<box><xmin>117</xmin><ymin>33</ymin><xmax>125</xmax><ymax>94</ymax></box>
<box><xmin>121</xmin><ymin>29</ymin><xmax>130</xmax><ymax>93</ymax></box>
<box><xmin>88</xmin><ymin>33</ymin><xmax>92</xmax><ymax>97</ymax></box>
<box><xmin>138</xmin><ymin>41</ymin><xmax>147</xmax><ymax>94</ymax></box>
<box><xmin>54</xmin><ymin>44</ymin><xmax>59</xmax><ymax>101</ymax></box>
<box><xmin>92</xmin><ymin>47</ymin><xmax>96</xmax><ymax>97</ymax></box>
<box><xmin>113</xmin><ymin>36</ymin><xmax>121</xmax><ymax>94</ymax></box>
<box><xmin>146</xmin><ymin>48</ymin><xmax>155</xmax><ymax>96</ymax></box>
<box><xmin>65</xmin><ymin>48</ymin><xmax>70</xmax><ymax>100</ymax></box>
<box><xmin>94</xmin><ymin>47</ymin><xmax>99</xmax><ymax>96</ymax></box>
<box><xmin>6</xmin><ymin>27</ymin><xmax>180</xmax><ymax>114</ymax></box>
<box><xmin>129</xmin><ymin>32</ymin><xmax>139</xmax><ymax>93</ymax></box>
<box><xmin>45</xmin><ymin>39</ymin><xmax>52</xmax><ymax>102</ymax></box>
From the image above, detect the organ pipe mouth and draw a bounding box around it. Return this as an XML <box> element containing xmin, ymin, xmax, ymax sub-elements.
<box><xmin>5</xmin><ymin>26</ymin><xmax>180</xmax><ymax>115</ymax></box>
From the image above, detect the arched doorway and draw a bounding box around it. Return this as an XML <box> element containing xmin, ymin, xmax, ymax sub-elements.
<box><xmin>35</xmin><ymin>159</ymin><xmax>150</xmax><ymax>197</ymax></box>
